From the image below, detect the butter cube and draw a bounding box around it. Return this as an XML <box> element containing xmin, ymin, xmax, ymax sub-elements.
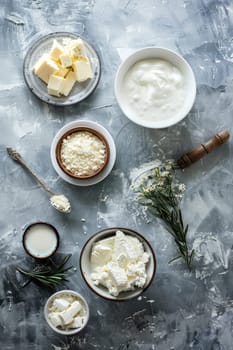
<box><xmin>34</xmin><ymin>55</ymin><xmax>59</xmax><ymax>84</ymax></box>
<box><xmin>59</xmin><ymin>53</ymin><xmax>72</xmax><ymax>68</ymax></box>
<box><xmin>49</xmin><ymin>39</ymin><xmax>64</xmax><ymax>60</ymax></box>
<box><xmin>60</xmin><ymin>71</ymin><xmax>76</xmax><ymax>96</ymax></box>
<box><xmin>69</xmin><ymin>38</ymin><xmax>86</xmax><ymax>57</ymax></box>
<box><xmin>48</xmin><ymin>312</ymin><xmax>63</xmax><ymax>328</ymax></box>
<box><xmin>59</xmin><ymin>301</ymin><xmax>82</xmax><ymax>325</ymax></box>
<box><xmin>55</xmin><ymin>65</ymin><xmax>69</xmax><ymax>78</ymax></box>
<box><xmin>72</xmin><ymin>58</ymin><xmax>93</xmax><ymax>82</ymax></box>
<box><xmin>47</xmin><ymin>74</ymin><xmax>64</xmax><ymax>96</ymax></box>
<box><xmin>33</xmin><ymin>53</ymin><xmax>48</xmax><ymax>72</ymax></box>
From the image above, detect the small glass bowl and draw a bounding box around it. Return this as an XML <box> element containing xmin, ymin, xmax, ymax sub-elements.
<box><xmin>23</xmin><ymin>32</ymin><xmax>101</xmax><ymax>106</ymax></box>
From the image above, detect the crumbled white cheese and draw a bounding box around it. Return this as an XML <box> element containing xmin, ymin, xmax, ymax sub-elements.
<box><xmin>50</xmin><ymin>194</ymin><xmax>71</xmax><ymax>213</ymax></box>
<box><xmin>60</xmin><ymin>131</ymin><xmax>107</xmax><ymax>177</ymax></box>
<box><xmin>47</xmin><ymin>293</ymin><xmax>86</xmax><ymax>330</ymax></box>
<box><xmin>90</xmin><ymin>231</ymin><xmax>150</xmax><ymax>296</ymax></box>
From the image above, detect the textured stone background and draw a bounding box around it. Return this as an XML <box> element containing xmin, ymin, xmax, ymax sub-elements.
<box><xmin>1</xmin><ymin>0</ymin><xmax>233</xmax><ymax>349</ymax></box>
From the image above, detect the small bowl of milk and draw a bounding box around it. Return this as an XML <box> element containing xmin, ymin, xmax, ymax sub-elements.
<box><xmin>114</xmin><ymin>47</ymin><xmax>196</xmax><ymax>129</ymax></box>
<box><xmin>22</xmin><ymin>222</ymin><xmax>60</xmax><ymax>259</ymax></box>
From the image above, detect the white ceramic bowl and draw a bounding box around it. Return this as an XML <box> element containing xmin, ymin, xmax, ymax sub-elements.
<box><xmin>80</xmin><ymin>227</ymin><xmax>156</xmax><ymax>301</ymax></box>
<box><xmin>44</xmin><ymin>290</ymin><xmax>89</xmax><ymax>335</ymax></box>
<box><xmin>50</xmin><ymin>120</ymin><xmax>116</xmax><ymax>186</ymax></box>
<box><xmin>114</xmin><ymin>47</ymin><xmax>196</xmax><ymax>129</ymax></box>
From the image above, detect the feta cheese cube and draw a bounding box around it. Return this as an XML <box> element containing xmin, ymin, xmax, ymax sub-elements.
<box><xmin>72</xmin><ymin>58</ymin><xmax>93</xmax><ymax>82</ymax></box>
<box><xmin>69</xmin><ymin>316</ymin><xmax>85</xmax><ymax>328</ymax></box>
<box><xmin>69</xmin><ymin>38</ymin><xmax>86</xmax><ymax>57</ymax></box>
<box><xmin>34</xmin><ymin>55</ymin><xmax>59</xmax><ymax>84</ymax></box>
<box><xmin>48</xmin><ymin>312</ymin><xmax>63</xmax><ymax>328</ymax></box>
<box><xmin>108</xmin><ymin>263</ymin><xmax>128</xmax><ymax>288</ymax></box>
<box><xmin>47</xmin><ymin>74</ymin><xmax>64</xmax><ymax>96</ymax></box>
<box><xmin>59</xmin><ymin>52</ymin><xmax>72</xmax><ymax>68</ymax></box>
<box><xmin>60</xmin><ymin>71</ymin><xmax>76</xmax><ymax>96</ymax></box>
<box><xmin>53</xmin><ymin>298</ymin><xmax>70</xmax><ymax>311</ymax></box>
<box><xmin>50</xmin><ymin>39</ymin><xmax>64</xmax><ymax>60</ymax></box>
<box><xmin>59</xmin><ymin>301</ymin><xmax>82</xmax><ymax>325</ymax></box>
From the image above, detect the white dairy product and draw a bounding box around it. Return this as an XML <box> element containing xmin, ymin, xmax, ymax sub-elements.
<box><xmin>123</xmin><ymin>58</ymin><xmax>185</xmax><ymax>121</ymax></box>
<box><xmin>59</xmin><ymin>301</ymin><xmax>82</xmax><ymax>325</ymax></box>
<box><xmin>50</xmin><ymin>194</ymin><xmax>71</xmax><ymax>213</ymax></box>
<box><xmin>60</xmin><ymin>131</ymin><xmax>107</xmax><ymax>177</ymax></box>
<box><xmin>47</xmin><ymin>293</ymin><xmax>86</xmax><ymax>330</ymax></box>
<box><xmin>70</xmin><ymin>316</ymin><xmax>85</xmax><ymax>328</ymax></box>
<box><xmin>91</xmin><ymin>231</ymin><xmax>150</xmax><ymax>296</ymax></box>
<box><xmin>24</xmin><ymin>223</ymin><xmax>58</xmax><ymax>258</ymax></box>
<box><xmin>63</xmin><ymin>38</ymin><xmax>86</xmax><ymax>57</ymax></box>
<box><xmin>53</xmin><ymin>298</ymin><xmax>70</xmax><ymax>311</ymax></box>
<box><xmin>48</xmin><ymin>312</ymin><xmax>63</xmax><ymax>327</ymax></box>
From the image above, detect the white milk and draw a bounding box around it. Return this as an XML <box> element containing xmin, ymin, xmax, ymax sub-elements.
<box><xmin>24</xmin><ymin>223</ymin><xmax>58</xmax><ymax>258</ymax></box>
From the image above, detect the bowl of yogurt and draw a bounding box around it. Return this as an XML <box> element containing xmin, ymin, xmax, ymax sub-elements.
<box><xmin>80</xmin><ymin>228</ymin><xmax>156</xmax><ymax>301</ymax></box>
<box><xmin>44</xmin><ymin>290</ymin><xmax>89</xmax><ymax>335</ymax></box>
<box><xmin>114</xmin><ymin>47</ymin><xmax>196</xmax><ymax>129</ymax></box>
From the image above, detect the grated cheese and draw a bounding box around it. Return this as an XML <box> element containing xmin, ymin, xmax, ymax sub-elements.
<box><xmin>60</xmin><ymin>131</ymin><xmax>107</xmax><ymax>177</ymax></box>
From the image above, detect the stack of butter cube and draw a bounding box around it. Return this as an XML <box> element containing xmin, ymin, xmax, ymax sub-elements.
<box><xmin>33</xmin><ymin>38</ymin><xmax>93</xmax><ymax>97</ymax></box>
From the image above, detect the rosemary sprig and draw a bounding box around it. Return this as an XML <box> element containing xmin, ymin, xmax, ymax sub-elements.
<box><xmin>16</xmin><ymin>254</ymin><xmax>73</xmax><ymax>289</ymax></box>
<box><xmin>137</xmin><ymin>161</ymin><xmax>194</xmax><ymax>270</ymax></box>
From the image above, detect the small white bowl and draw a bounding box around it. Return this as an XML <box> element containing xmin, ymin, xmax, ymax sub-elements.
<box><xmin>114</xmin><ymin>47</ymin><xmax>196</xmax><ymax>129</ymax></box>
<box><xmin>44</xmin><ymin>290</ymin><xmax>89</xmax><ymax>335</ymax></box>
<box><xmin>80</xmin><ymin>227</ymin><xmax>156</xmax><ymax>301</ymax></box>
<box><xmin>50</xmin><ymin>120</ymin><xmax>116</xmax><ymax>186</ymax></box>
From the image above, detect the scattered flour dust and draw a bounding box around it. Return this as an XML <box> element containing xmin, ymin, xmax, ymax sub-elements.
<box><xmin>193</xmin><ymin>232</ymin><xmax>231</xmax><ymax>279</ymax></box>
<box><xmin>129</xmin><ymin>160</ymin><xmax>161</xmax><ymax>185</ymax></box>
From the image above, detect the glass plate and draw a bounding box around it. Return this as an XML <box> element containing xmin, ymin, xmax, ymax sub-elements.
<box><xmin>23</xmin><ymin>32</ymin><xmax>101</xmax><ymax>106</ymax></box>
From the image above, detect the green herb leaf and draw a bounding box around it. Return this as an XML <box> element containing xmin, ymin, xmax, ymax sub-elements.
<box><xmin>136</xmin><ymin>160</ymin><xmax>194</xmax><ymax>270</ymax></box>
<box><xmin>16</xmin><ymin>255</ymin><xmax>73</xmax><ymax>289</ymax></box>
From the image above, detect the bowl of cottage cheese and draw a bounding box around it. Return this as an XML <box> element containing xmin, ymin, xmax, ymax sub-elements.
<box><xmin>44</xmin><ymin>290</ymin><xmax>89</xmax><ymax>335</ymax></box>
<box><xmin>115</xmin><ymin>47</ymin><xmax>196</xmax><ymax>129</ymax></box>
<box><xmin>80</xmin><ymin>228</ymin><xmax>156</xmax><ymax>301</ymax></box>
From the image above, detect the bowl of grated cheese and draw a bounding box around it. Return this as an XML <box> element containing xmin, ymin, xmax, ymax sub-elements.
<box><xmin>55</xmin><ymin>126</ymin><xmax>110</xmax><ymax>179</ymax></box>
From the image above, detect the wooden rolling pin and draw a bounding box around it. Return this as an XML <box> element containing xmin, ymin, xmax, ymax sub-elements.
<box><xmin>177</xmin><ymin>130</ymin><xmax>230</xmax><ymax>169</ymax></box>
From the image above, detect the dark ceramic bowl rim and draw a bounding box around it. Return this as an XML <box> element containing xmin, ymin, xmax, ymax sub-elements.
<box><xmin>22</xmin><ymin>222</ymin><xmax>60</xmax><ymax>259</ymax></box>
<box><xmin>79</xmin><ymin>227</ymin><xmax>156</xmax><ymax>302</ymax></box>
<box><xmin>55</xmin><ymin>126</ymin><xmax>110</xmax><ymax>179</ymax></box>
<box><xmin>23</xmin><ymin>31</ymin><xmax>101</xmax><ymax>106</ymax></box>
